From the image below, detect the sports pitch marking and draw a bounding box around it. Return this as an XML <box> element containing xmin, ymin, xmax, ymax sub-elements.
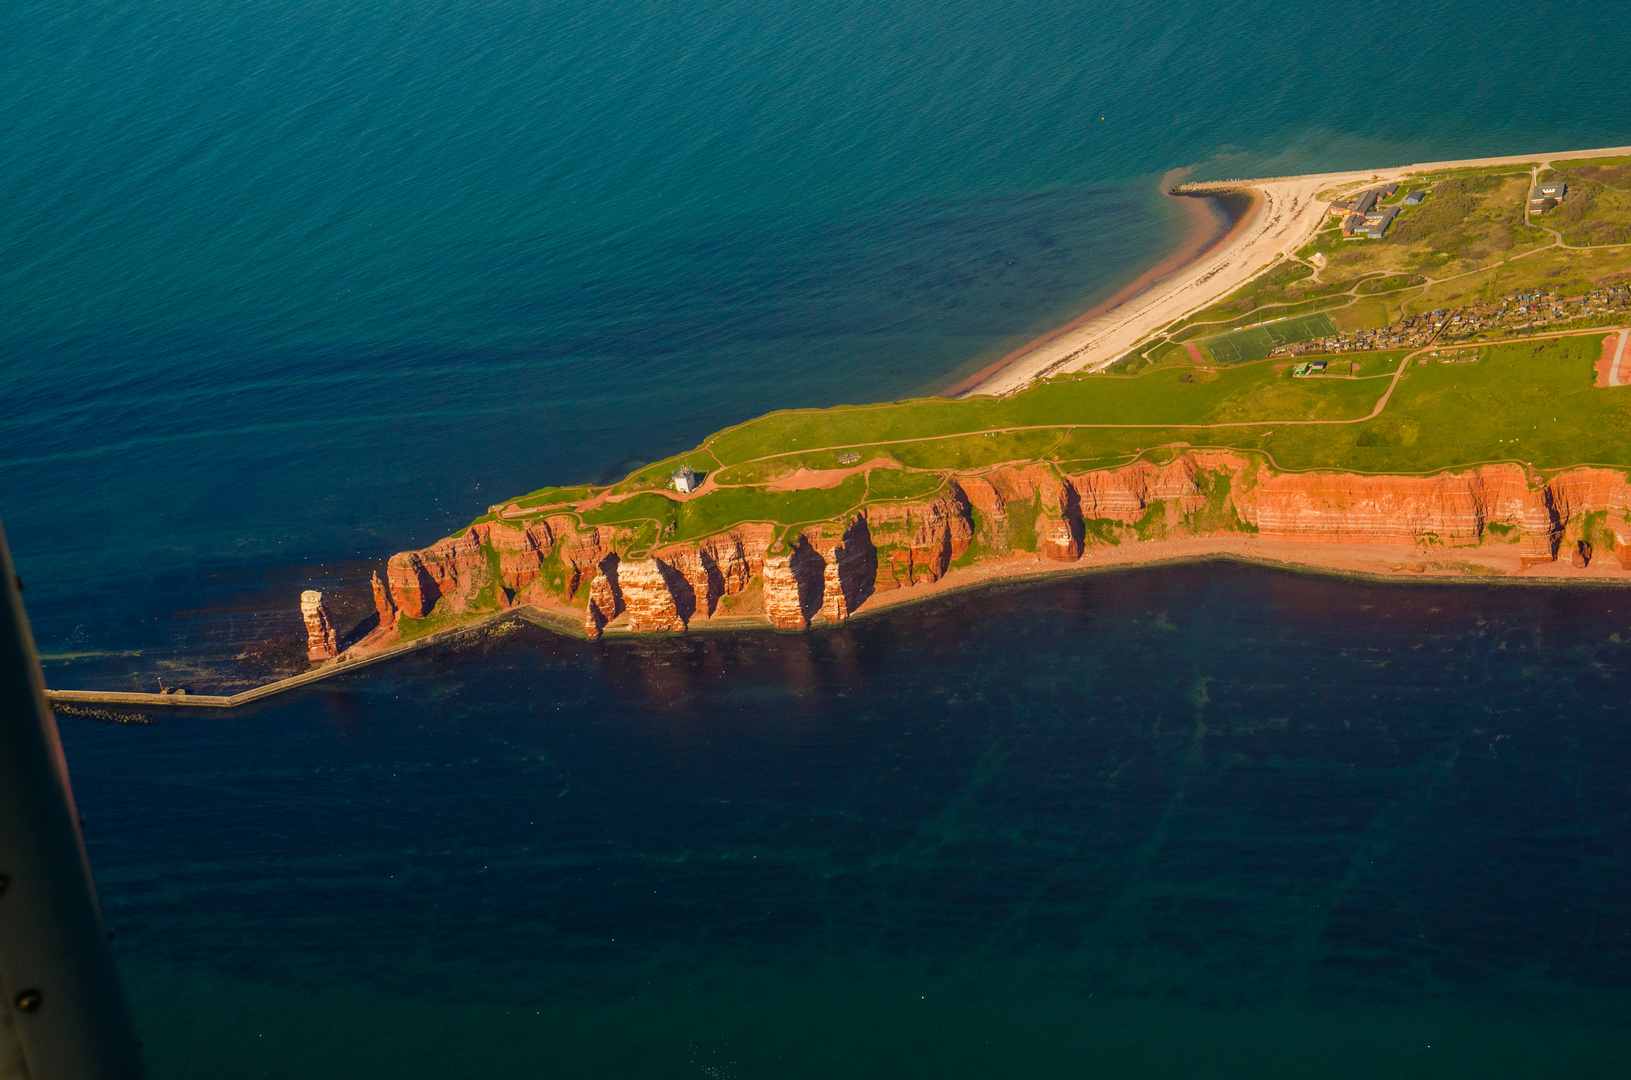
<box><xmin>1202</xmin><ymin>313</ymin><xmax>1339</xmax><ymax>364</ymax></box>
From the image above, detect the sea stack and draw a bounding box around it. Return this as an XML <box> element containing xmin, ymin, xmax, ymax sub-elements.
<box><xmin>301</xmin><ymin>590</ymin><xmax>340</xmax><ymax>661</ymax></box>
<box><xmin>371</xmin><ymin>570</ymin><xmax>396</xmax><ymax>628</ymax></box>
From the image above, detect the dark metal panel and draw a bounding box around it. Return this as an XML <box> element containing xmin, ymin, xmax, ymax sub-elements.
<box><xmin>0</xmin><ymin>520</ymin><xmax>144</xmax><ymax>1079</ymax></box>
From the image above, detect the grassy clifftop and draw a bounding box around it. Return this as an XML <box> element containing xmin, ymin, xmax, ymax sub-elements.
<box><xmin>481</xmin><ymin>155</ymin><xmax>1631</xmax><ymax>550</ymax></box>
<box><xmin>482</xmin><ymin>334</ymin><xmax>1629</xmax><ymax>550</ymax></box>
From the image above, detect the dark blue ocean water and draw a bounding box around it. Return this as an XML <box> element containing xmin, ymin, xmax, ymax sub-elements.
<box><xmin>67</xmin><ymin>565</ymin><xmax>1631</xmax><ymax>1077</ymax></box>
<box><xmin>5</xmin><ymin>0</ymin><xmax>1631</xmax><ymax>1072</ymax></box>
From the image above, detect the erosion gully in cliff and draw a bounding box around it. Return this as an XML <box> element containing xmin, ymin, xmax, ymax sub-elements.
<box><xmin>317</xmin><ymin>452</ymin><xmax>1631</xmax><ymax>660</ymax></box>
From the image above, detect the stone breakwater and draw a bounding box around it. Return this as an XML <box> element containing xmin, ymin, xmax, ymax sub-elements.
<box><xmin>355</xmin><ymin>454</ymin><xmax>1631</xmax><ymax>646</ymax></box>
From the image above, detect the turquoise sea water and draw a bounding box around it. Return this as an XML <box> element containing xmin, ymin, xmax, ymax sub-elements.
<box><xmin>4</xmin><ymin>0</ymin><xmax>1631</xmax><ymax>1073</ymax></box>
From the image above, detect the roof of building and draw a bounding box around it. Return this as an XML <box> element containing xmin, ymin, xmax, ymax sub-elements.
<box><xmin>1353</xmin><ymin>189</ymin><xmax>1380</xmax><ymax>215</ymax></box>
<box><xmin>1531</xmin><ymin>181</ymin><xmax>1566</xmax><ymax>199</ymax></box>
<box><xmin>1365</xmin><ymin>206</ymin><xmax>1400</xmax><ymax>238</ymax></box>
<box><xmin>1403</xmin><ymin>190</ymin><xmax>1425</xmax><ymax>204</ymax></box>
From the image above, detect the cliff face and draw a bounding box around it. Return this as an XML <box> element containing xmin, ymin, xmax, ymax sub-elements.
<box><xmin>866</xmin><ymin>490</ymin><xmax>975</xmax><ymax>587</ymax></box>
<box><xmin>367</xmin><ymin>453</ymin><xmax>1631</xmax><ymax>642</ymax></box>
<box><xmin>1072</xmin><ymin>456</ymin><xmax>1209</xmax><ymax>523</ymax></box>
<box><xmin>384</xmin><ymin>519</ymin><xmax>570</xmax><ymax>622</ymax></box>
<box><xmin>1247</xmin><ymin>463</ymin><xmax>1631</xmax><ymax>566</ymax></box>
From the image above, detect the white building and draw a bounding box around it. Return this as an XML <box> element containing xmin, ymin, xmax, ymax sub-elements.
<box><xmin>672</xmin><ymin>465</ymin><xmax>698</xmax><ymax>493</ymax></box>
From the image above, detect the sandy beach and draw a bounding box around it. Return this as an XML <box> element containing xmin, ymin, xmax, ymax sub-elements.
<box><xmin>961</xmin><ymin>144</ymin><xmax>1631</xmax><ymax>398</ymax></box>
<box><xmin>938</xmin><ymin>167</ymin><xmax>1237</xmax><ymax>397</ymax></box>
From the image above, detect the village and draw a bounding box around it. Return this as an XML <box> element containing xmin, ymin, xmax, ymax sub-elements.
<box><xmin>1270</xmin><ymin>281</ymin><xmax>1631</xmax><ymax>358</ymax></box>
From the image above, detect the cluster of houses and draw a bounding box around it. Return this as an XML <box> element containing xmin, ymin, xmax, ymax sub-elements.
<box><xmin>1274</xmin><ymin>314</ymin><xmax>1442</xmax><ymax>356</ymax></box>
<box><xmin>1327</xmin><ymin>175</ymin><xmax>1569</xmax><ymax>239</ymax></box>
<box><xmin>1269</xmin><ymin>283</ymin><xmax>1631</xmax><ymax>358</ymax></box>
<box><xmin>1328</xmin><ymin>183</ymin><xmax>1418</xmax><ymax>238</ymax></box>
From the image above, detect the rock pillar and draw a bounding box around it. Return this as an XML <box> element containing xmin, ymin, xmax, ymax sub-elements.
<box><xmin>763</xmin><ymin>538</ymin><xmax>827</xmax><ymax>630</ymax></box>
<box><xmin>371</xmin><ymin>571</ymin><xmax>396</xmax><ymax>628</ymax></box>
<box><xmin>584</xmin><ymin>554</ymin><xmax>624</xmax><ymax>639</ymax></box>
<box><xmin>1039</xmin><ymin>514</ymin><xmax>1083</xmax><ymax>561</ymax></box>
<box><xmin>762</xmin><ymin>552</ymin><xmax>808</xmax><ymax>630</ymax></box>
<box><xmin>301</xmin><ymin>590</ymin><xmax>340</xmax><ymax>661</ymax></box>
<box><xmin>820</xmin><ymin>518</ymin><xmax>877</xmax><ymax>622</ymax></box>
<box><xmin>618</xmin><ymin>558</ymin><xmax>687</xmax><ymax>632</ymax></box>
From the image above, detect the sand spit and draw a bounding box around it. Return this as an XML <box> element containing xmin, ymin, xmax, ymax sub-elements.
<box><xmin>962</xmin><ymin>144</ymin><xmax>1631</xmax><ymax>398</ymax></box>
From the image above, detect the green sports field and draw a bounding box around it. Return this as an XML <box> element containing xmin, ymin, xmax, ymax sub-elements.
<box><xmin>1201</xmin><ymin>313</ymin><xmax>1338</xmax><ymax>364</ymax></box>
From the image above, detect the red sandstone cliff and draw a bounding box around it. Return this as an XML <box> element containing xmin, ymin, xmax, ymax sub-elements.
<box><xmin>362</xmin><ymin>453</ymin><xmax>1631</xmax><ymax>643</ymax></box>
<box><xmin>301</xmin><ymin>590</ymin><xmax>339</xmax><ymax>660</ymax></box>
<box><xmin>1246</xmin><ymin>463</ymin><xmax>1631</xmax><ymax>566</ymax></box>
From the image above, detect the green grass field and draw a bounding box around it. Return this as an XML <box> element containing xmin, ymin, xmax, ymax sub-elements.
<box><xmin>1058</xmin><ymin>336</ymin><xmax>1631</xmax><ymax>474</ymax></box>
<box><xmin>1200</xmin><ymin>313</ymin><xmax>1338</xmax><ymax>364</ymax></box>
<box><xmin>470</xmin><ymin>335</ymin><xmax>1630</xmax><ymax>557</ymax></box>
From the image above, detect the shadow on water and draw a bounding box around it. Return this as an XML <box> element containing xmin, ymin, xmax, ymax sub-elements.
<box><xmin>56</xmin><ymin>562</ymin><xmax>1631</xmax><ymax>1078</ymax></box>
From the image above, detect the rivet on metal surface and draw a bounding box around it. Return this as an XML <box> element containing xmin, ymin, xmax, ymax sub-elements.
<box><xmin>15</xmin><ymin>991</ymin><xmax>41</xmax><ymax>1013</ymax></box>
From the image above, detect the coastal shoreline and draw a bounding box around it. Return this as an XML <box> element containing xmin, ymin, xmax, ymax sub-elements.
<box><xmin>49</xmin><ymin>536</ymin><xmax>1631</xmax><ymax>711</ymax></box>
<box><xmin>46</xmin><ymin>143</ymin><xmax>1631</xmax><ymax>706</ymax></box>
<box><xmin>960</xmin><ymin>143</ymin><xmax>1631</xmax><ymax>397</ymax></box>
<box><xmin>937</xmin><ymin>169</ymin><xmax>1251</xmax><ymax>397</ymax></box>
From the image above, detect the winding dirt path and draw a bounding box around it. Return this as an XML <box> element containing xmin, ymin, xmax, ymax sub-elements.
<box><xmin>965</xmin><ymin>145</ymin><xmax>1631</xmax><ymax>397</ymax></box>
<box><xmin>522</xmin><ymin>323</ymin><xmax>1625</xmax><ymax>540</ymax></box>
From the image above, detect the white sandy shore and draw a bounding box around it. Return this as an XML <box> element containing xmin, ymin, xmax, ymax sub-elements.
<box><xmin>963</xmin><ymin>144</ymin><xmax>1631</xmax><ymax>397</ymax></box>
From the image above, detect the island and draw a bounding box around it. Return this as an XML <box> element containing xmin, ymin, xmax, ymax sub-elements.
<box><xmin>274</xmin><ymin>143</ymin><xmax>1631</xmax><ymax>667</ymax></box>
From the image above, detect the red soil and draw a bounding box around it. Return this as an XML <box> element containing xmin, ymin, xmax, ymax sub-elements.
<box><xmin>763</xmin><ymin>457</ymin><xmax>900</xmax><ymax>492</ymax></box>
<box><xmin>1595</xmin><ymin>331</ymin><xmax>1626</xmax><ymax>387</ymax></box>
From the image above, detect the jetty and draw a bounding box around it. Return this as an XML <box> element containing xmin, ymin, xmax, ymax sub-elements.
<box><xmin>46</xmin><ymin>606</ymin><xmax>578</xmax><ymax>711</ymax></box>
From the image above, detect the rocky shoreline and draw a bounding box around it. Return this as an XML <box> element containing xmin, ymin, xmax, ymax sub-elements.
<box><xmin>321</xmin><ymin>452</ymin><xmax>1631</xmax><ymax>662</ymax></box>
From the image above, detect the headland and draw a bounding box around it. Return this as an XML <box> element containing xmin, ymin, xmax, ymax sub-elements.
<box><xmin>48</xmin><ymin>144</ymin><xmax>1631</xmax><ymax>706</ymax></box>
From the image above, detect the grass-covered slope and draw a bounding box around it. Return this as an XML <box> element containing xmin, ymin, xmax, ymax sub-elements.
<box><xmin>486</xmin><ymin>334</ymin><xmax>1630</xmax><ymax>548</ymax></box>
<box><xmin>1123</xmin><ymin>156</ymin><xmax>1631</xmax><ymax>373</ymax></box>
<box><xmin>487</xmin><ymin>154</ymin><xmax>1631</xmax><ymax>546</ymax></box>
